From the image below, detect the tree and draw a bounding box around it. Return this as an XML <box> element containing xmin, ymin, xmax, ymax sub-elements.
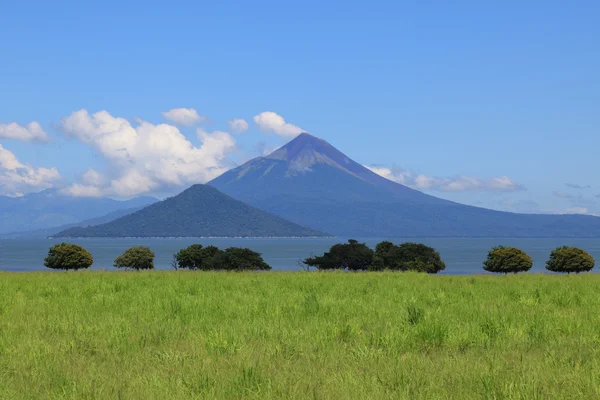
<box><xmin>546</xmin><ymin>246</ymin><xmax>595</xmax><ymax>274</ymax></box>
<box><xmin>303</xmin><ymin>239</ymin><xmax>374</xmax><ymax>271</ymax></box>
<box><xmin>114</xmin><ymin>246</ymin><xmax>155</xmax><ymax>270</ymax></box>
<box><xmin>373</xmin><ymin>241</ymin><xmax>446</xmax><ymax>273</ymax></box>
<box><xmin>174</xmin><ymin>244</ymin><xmax>205</xmax><ymax>270</ymax></box>
<box><xmin>44</xmin><ymin>243</ymin><xmax>93</xmax><ymax>271</ymax></box>
<box><xmin>218</xmin><ymin>247</ymin><xmax>272</xmax><ymax>271</ymax></box>
<box><xmin>174</xmin><ymin>245</ymin><xmax>223</xmax><ymax>270</ymax></box>
<box><xmin>390</xmin><ymin>242</ymin><xmax>446</xmax><ymax>273</ymax></box>
<box><xmin>374</xmin><ymin>241</ymin><xmax>395</xmax><ymax>270</ymax></box>
<box><xmin>483</xmin><ymin>246</ymin><xmax>532</xmax><ymax>274</ymax></box>
<box><xmin>173</xmin><ymin>245</ymin><xmax>271</xmax><ymax>271</ymax></box>
<box><xmin>199</xmin><ymin>246</ymin><xmax>222</xmax><ymax>269</ymax></box>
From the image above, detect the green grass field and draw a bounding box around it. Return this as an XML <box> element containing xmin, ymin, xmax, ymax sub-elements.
<box><xmin>1</xmin><ymin>271</ymin><xmax>599</xmax><ymax>399</ymax></box>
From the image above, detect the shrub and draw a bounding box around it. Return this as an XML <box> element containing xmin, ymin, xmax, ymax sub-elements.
<box><xmin>44</xmin><ymin>243</ymin><xmax>93</xmax><ymax>271</ymax></box>
<box><xmin>483</xmin><ymin>246</ymin><xmax>532</xmax><ymax>274</ymax></box>
<box><xmin>546</xmin><ymin>246</ymin><xmax>595</xmax><ymax>274</ymax></box>
<box><xmin>375</xmin><ymin>242</ymin><xmax>446</xmax><ymax>273</ymax></box>
<box><xmin>303</xmin><ymin>239</ymin><xmax>374</xmax><ymax>271</ymax></box>
<box><xmin>114</xmin><ymin>246</ymin><xmax>155</xmax><ymax>270</ymax></box>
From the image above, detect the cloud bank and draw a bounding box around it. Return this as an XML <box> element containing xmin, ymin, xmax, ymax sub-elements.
<box><xmin>60</xmin><ymin>110</ymin><xmax>236</xmax><ymax>197</ymax></box>
<box><xmin>0</xmin><ymin>144</ymin><xmax>61</xmax><ymax>196</ymax></box>
<box><xmin>0</xmin><ymin>121</ymin><xmax>50</xmax><ymax>142</ymax></box>
<box><xmin>366</xmin><ymin>166</ymin><xmax>525</xmax><ymax>192</ymax></box>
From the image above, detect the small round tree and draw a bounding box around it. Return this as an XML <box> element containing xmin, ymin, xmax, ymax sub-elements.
<box><xmin>483</xmin><ymin>246</ymin><xmax>532</xmax><ymax>274</ymax></box>
<box><xmin>546</xmin><ymin>246</ymin><xmax>595</xmax><ymax>274</ymax></box>
<box><xmin>44</xmin><ymin>243</ymin><xmax>93</xmax><ymax>271</ymax></box>
<box><xmin>114</xmin><ymin>246</ymin><xmax>155</xmax><ymax>270</ymax></box>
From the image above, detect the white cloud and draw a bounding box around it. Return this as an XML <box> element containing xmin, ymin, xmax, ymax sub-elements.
<box><xmin>563</xmin><ymin>207</ymin><xmax>590</xmax><ymax>215</ymax></box>
<box><xmin>228</xmin><ymin>118</ymin><xmax>249</xmax><ymax>134</ymax></box>
<box><xmin>253</xmin><ymin>111</ymin><xmax>304</xmax><ymax>137</ymax></box>
<box><xmin>60</xmin><ymin>110</ymin><xmax>236</xmax><ymax>197</ymax></box>
<box><xmin>565</xmin><ymin>183</ymin><xmax>591</xmax><ymax>189</ymax></box>
<box><xmin>0</xmin><ymin>121</ymin><xmax>50</xmax><ymax>142</ymax></box>
<box><xmin>366</xmin><ymin>166</ymin><xmax>525</xmax><ymax>192</ymax></box>
<box><xmin>161</xmin><ymin>108</ymin><xmax>205</xmax><ymax>126</ymax></box>
<box><xmin>0</xmin><ymin>144</ymin><xmax>61</xmax><ymax>196</ymax></box>
<box><xmin>81</xmin><ymin>169</ymin><xmax>105</xmax><ymax>186</ymax></box>
<box><xmin>553</xmin><ymin>190</ymin><xmax>572</xmax><ymax>198</ymax></box>
<box><xmin>490</xmin><ymin>199</ymin><xmax>598</xmax><ymax>216</ymax></box>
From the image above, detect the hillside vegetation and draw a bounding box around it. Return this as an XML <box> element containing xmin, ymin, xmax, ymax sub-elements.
<box><xmin>54</xmin><ymin>184</ymin><xmax>326</xmax><ymax>238</ymax></box>
<box><xmin>0</xmin><ymin>272</ymin><xmax>599</xmax><ymax>399</ymax></box>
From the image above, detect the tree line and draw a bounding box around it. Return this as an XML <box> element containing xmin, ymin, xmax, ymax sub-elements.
<box><xmin>41</xmin><ymin>240</ymin><xmax>595</xmax><ymax>274</ymax></box>
<box><xmin>43</xmin><ymin>243</ymin><xmax>271</xmax><ymax>271</ymax></box>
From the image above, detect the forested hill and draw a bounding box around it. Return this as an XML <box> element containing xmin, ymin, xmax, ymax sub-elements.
<box><xmin>53</xmin><ymin>184</ymin><xmax>328</xmax><ymax>238</ymax></box>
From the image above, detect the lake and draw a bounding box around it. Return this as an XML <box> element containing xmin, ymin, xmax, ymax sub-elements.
<box><xmin>1</xmin><ymin>237</ymin><xmax>600</xmax><ymax>274</ymax></box>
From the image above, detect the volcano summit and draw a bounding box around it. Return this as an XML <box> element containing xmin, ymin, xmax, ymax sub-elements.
<box><xmin>210</xmin><ymin>133</ymin><xmax>600</xmax><ymax>237</ymax></box>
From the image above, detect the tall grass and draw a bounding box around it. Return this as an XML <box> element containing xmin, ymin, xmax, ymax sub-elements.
<box><xmin>1</xmin><ymin>271</ymin><xmax>599</xmax><ymax>399</ymax></box>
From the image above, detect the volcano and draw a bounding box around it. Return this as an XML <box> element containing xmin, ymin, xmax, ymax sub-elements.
<box><xmin>209</xmin><ymin>133</ymin><xmax>600</xmax><ymax>237</ymax></box>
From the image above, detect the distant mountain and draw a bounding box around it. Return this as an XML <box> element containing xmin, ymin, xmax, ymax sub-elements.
<box><xmin>0</xmin><ymin>189</ymin><xmax>158</xmax><ymax>234</ymax></box>
<box><xmin>53</xmin><ymin>184</ymin><xmax>327</xmax><ymax>238</ymax></box>
<box><xmin>209</xmin><ymin>133</ymin><xmax>600</xmax><ymax>237</ymax></box>
<box><xmin>0</xmin><ymin>205</ymin><xmax>149</xmax><ymax>239</ymax></box>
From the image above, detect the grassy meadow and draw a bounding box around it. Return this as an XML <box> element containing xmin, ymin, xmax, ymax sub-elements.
<box><xmin>1</xmin><ymin>271</ymin><xmax>599</xmax><ymax>399</ymax></box>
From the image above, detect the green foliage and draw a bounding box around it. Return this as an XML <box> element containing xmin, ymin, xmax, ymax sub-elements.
<box><xmin>483</xmin><ymin>246</ymin><xmax>533</xmax><ymax>274</ymax></box>
<box><xmin>406</xmin><ymin>304</ymin><xmax>424</xmax><ymax>325</ymax></box>
<box><xmin>114</xmin><ymin>246</ymin><xmax>155</xmax><ymax>270</ymax></box>
<box><xmin>54</xmin><ymin>185</ymin><xmax>327</xmax><ymax>238</ymax></box>
<box><xmin>303</xmin><ymin>239</ymin><xmax>374</xmax><ymax>270</ymax></box>
<box><xmin>174</xmin><ymin>245</ymin><xmax>271</xmax><ymax>271</ymax></box>
<box><xmin>43</xmin><ymin>243</ymin><xmax>93</xmax><ymax>271</ymax></box>
<box><xmin>217</xmin><ymin>247</ymin><xmax>272</xmax><ymax>271</ymax></box>
<box><xmin>1</xmin><ymin>272</ymin><xmax>600</xmax><ymax>398</ymax></box>
<box><xmin>546</xmin><ymin>246</ymin><xmax>595</xmax><ymax>274</ymax></box>
<box><xmin>175</xmin><ymin>244</ymin><xmax>207</xmax><ymax>270</ymax></box>
<box><xmin>374</xmin><ymin>241</ymin><xmax>395</xmax><ymax>267</ymax></box>
<box><xmin>375</xmin><ymin>242</ymin><xmax>446</xmax><ymax>273</ymax></box>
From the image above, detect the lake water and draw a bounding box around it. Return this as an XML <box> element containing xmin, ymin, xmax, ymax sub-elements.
<box><xmin>1</xmin><ymin>237</ymin><xmax>600</xmax><ymax>274</ymax></box>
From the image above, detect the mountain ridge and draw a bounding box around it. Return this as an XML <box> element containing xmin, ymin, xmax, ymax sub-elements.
<box><xmin>52</xmin><ymin>184</ymin><xmax>328</xmax><ymax>238</ymax></box>
<box><xmin>209</xmin><ymin>133</ymin><xmax>600</xmax><ymax>237</ymax></box>
<box><xmin>0</xmin><ymin>189</ymin><xmax>158</xmax><ymax>234</ymax></box>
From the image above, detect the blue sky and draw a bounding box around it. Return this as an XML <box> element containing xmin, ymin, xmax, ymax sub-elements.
<box><xmin>1</xmin><ymin>1</ymin><xmax>599</xmax><ymax>214</ymax></box>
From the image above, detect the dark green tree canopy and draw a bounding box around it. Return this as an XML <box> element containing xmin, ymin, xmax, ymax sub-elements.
<box><xmin>483</xmin><ymin>246</ymin><xmax>533</xmax><ymax>274</ymax></box>
<box><xmin>304</xmin><ymin>239</ymin><xmax>374</xmax><ymax>271</ymax></box>
<box><xmin>375</xmin><ymin>242</ymin><xmax>446</xmax><ymax>273</ymax></box>
<box><xmin>174</xmin><ymin>244</ymin><xmax>206</xmax><ymax>270</ymax></box>
<box><xmin>174</xmin><ymin>245</ymin><xmax>271</xmax><ymax>271</ymax></box>
<box><xmin>114</xmin><ymin>246</ymin><xmax>155</xmax><ymax>270</ymax></box>
<box><xmin>546</xmin><ymin>246</ymin><xmax>595</xmax><ymax>274</ymax></box>
<box><xmin>44</xmin><ymin>243</ymin><xmax>93</xmax><ymax>271</ymax></box>
<box><xmin>218</xmin><ymin>247</ymin><xmax>272</xmax><ymax>271</ymax></box>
